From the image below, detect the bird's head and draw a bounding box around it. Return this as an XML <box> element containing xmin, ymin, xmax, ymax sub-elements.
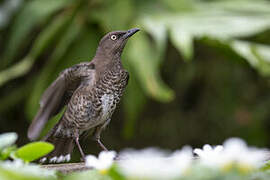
<box><xmin>95</xmin><ymin>28</ymin><xmax>140</xmax><ymax>59</ymax></box>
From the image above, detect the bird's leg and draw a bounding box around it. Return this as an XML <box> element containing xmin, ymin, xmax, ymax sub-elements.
<box><xmin>75</xmin><ymin>136</ymin><xmax>85</xmax><ymax>161</ymax></box>
<box><xmin>93</xmin><ymin>119</ymin><xmax>110</xmax><ymax>151</ymax></box>
<box><xmin>94</xmin><ymin>126</ymin><xmax>108</xmax><ymax>151</ymax></box>
<box><xmin>97</xmin><ymin>139</ymin><xmax>108</xmax><ymax>151</ymax></box>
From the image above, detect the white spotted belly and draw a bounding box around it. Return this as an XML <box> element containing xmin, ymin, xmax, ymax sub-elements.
<box><xmin>100</xmin><ymin>94</ymin><xmax>116</xmax><ymax>123</ymax></box>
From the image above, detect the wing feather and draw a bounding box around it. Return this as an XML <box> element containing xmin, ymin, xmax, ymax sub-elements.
<box><xmin>27</xmin><ymin>62</ymin><xmax>95</xmax><ymax>140</ymax></box>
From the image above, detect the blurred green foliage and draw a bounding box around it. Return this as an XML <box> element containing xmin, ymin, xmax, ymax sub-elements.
<box><xmin>1</xmin><ymin>0</ymin><xmax>270</xmax><ymax>159</ymax></box>
<box><xmin>0</xmin><ymin>132</ymin><xmax>54</xmax><ymax>163</ymax></box>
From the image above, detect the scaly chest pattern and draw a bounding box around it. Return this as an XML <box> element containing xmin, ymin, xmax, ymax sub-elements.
<box><xmin>63</xmin><ymin>64</ymin><xmax>129</xmax><ymax>132</ymax></box>
<box><xmin>92</xmin><ymin>66</ymin><xmax>129</xmax><ymax>127</ymax></box>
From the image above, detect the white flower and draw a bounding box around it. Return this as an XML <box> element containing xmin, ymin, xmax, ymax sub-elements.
<box><xmin>221</xmin><ymin>138</ymin><xmax>268</xmax><ymax>169</ymax></box>
<box><xmin>118</xmin><ymin>147</ymin><xmax>193</xmax><ymax>179</ymax></box>
<box><xmin>0</xmin><ymin>132</ymin><xmax>17</xmax><ymax>149</ymax></box>
<box><xmin>85</xmin><ymin>151</ymin><xmax>116</xmax><ymax>172</ymax></box>
<box><xmin>194</xmin><ymin>144</ymin><xmax>224</xmax><ymax>167</ymax></box>
<box><xmin>194</xmin><ymin>138</ymin><xmax>268</xmax><ymax>171</ymax></box>
<box><xmin>0</xmin><ymin>159</ymin><xmax>56</xmax><ymax>178</ymax></box>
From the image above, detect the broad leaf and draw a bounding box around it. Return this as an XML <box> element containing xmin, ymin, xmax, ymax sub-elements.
<box><xmin>141</xmin><ymin>0</ymin><xmax>270</xmax><ymax>72</ymax></box>
<box><xmin>231</xmin><ymin>40</ymin><xmax>270</xmax><ymax>76</ymax></box>
<box><xmin>15</xmin><ymin>142</ymin><xmax>54</xmax><ymax>162</ymax></box>
<box><xmin>126</xmin><ymin>32</ymin><xmax>174</xmax><ymax>102</ymax></box>
<box><xmin>170</xmin><ymin>28</ymin><xmax>193</xmax><ymax>61</ymax></box>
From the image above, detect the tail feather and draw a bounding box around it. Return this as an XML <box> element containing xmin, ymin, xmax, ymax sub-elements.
<box><xmin>40</xmin><ymin>135</ymin><xmax>74</xmax><ymax>164</ymax></box>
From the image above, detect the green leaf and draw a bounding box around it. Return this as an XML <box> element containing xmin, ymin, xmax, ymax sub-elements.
<box><xmin>126</xmin><ymin>32</ymin><xmax>174</xmax><ymax>102</ymax></box>
<box><xmin>141</xmin><ymin>17</ymin><xmax>167</xmax><ymax>57</ymax></box>
<box><xmin>38</xmin><ymin>108</ymin><xmax>65</xmax><ymax>140</ymax></box>
<box><xmin>29</xmin><ymin>13</ymin><xmax>73</xmax><ymax>59</ymax></box>
<box><xmin>122</xmin><ymin>73</ymin><xmax>146</xmax><ymax>139</ymax></box>
<box><xmin>261</xmin><ymin>160</ymin><xmax>270</xmax><ymax>171</ymax></box>
<box><xmin>0</xmin><ymin>132</ymin><xmax>17</xmax><ymax>150</ymax></box>
<box><xmin>0</xmin><ymin>146</ymin><xmax>17</xmax><ymax>161</ymax></box>
<box><xmin>108</xmin><ymin>164</ymin><xmax>126</xmax><ymax>180</ymax></box>
<box><xmin>170</xmin><ymin>28</ymin><xmax>193</xmax><ymax>61</ymax></box>
<box><xmin>160</xmin><ymin>0</ymin><xmax>197</xmax><ymax>12</ymax></box>
<box><xmin>0</xmin><ymin>56</ymin><xmax>34</xmax><ymax>87</ymax></box>
<box><xmin>90</xmin><ymin>0</ymin><xmax>133</xmax><ymax>29</ymax></box>
<box><xmin>15</xmin><ymin>142</ymin><xmax>54</xmax><ymax>162</ymax></box>
<box><xmin>141</xmin><ymin>0</ymin><xmax>270</xmax><ymax>75</ymax></box>
<box><xmin>2</xmin><ymin>0</ymin><xmax>71</xmax><ymax>68</ymax></box>
<box><xmin>231</xmin><ymin>40</ymin><xmax>270</xmax><ymax>76</ymax></box>
<box><xmin>0</xmin><ymin>13</ymin><xmax>73</xmax><ymax>87</ymax></box>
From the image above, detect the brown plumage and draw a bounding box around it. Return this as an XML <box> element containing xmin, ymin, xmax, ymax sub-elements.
<box><xmin>27</xmin><ymin>28</ymin><xmax>140</xmax><ymax>163</ymax></box>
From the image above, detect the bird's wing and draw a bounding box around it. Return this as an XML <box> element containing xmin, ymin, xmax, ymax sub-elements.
<box><xmin>27</xmin><ymin>62</ymin><xmax>96</xmax><ymax>140</ymax></box>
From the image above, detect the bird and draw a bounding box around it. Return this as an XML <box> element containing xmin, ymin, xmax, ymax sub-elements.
<box><xmin>27</xmin><ymin>28</ymin><xmax>140</xmax><ymax>163</ymax></box>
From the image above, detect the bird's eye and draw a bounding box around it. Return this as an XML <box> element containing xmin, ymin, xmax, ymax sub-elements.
<box><xmin>110</xmin><ymin>35</ymin><xmax>117</xmax><ymax>40</ymax></box>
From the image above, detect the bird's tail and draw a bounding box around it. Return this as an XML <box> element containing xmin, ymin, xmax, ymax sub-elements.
<box><xmin>40</xmin><ymin>126</ymin><xmax>75</xmax><ymax>164</ymax></box>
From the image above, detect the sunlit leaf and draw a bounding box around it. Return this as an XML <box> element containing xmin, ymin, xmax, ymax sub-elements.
<box><xmin>141</xmin><ymin>17</ymin><xmax>167</xmax><ymax>57</ymax></box>
<box><xmin>204</xmin><ymin>0</ymin><xmax>270</xmax><ymax>14</ymax></box>
<box><xmin>231</xmin><ymin>40</ymin><xmax>270</xmax><ymax>76</ymax></box>
<box><xmin>160</xmin><ymin>0</ymin><xmax>197</xmax><ymax>12</ymax></box>
<box><xmin>15</xmin><ymin>142</ymin><xmax>54</xmax><ymax>162</ymax></box>
<box><xmin>142</xmin><ymin>0</ymin><xmax>270</xmax><ymax>74</ymax></box>
<box><xmin>0</xmin><ymin>132</ymin><xmax>17</xmax><ymax>150</ymax></box>
<box><xmin>126</xmin><ymin>32</ymin><xmax>174</xmax><ymax>102</ymax></box>
<box><xmin>170</xmin><ymin>28</ymin><xmax>193</xmax><ymax>61</ymax></box>
<box><xmin>161</xmin><ymin>11</ymin><xmax>270</xmax><ymax>39</ymax></box>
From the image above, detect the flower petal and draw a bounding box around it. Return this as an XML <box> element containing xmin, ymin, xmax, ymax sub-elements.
<box><xmin>85</xmin><ymin>155</ymin><xmax>99</xmax><ymax>168</ymax></box>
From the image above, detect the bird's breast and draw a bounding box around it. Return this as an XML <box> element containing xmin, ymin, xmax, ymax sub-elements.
<box><xmin>99</xmin><ymin>93</ymin><xmax>117</xmax><ymax>122</ymax></box>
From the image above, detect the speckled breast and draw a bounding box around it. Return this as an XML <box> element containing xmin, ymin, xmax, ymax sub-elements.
<box><xmin>96</xmin><ymin>69</ymin><xmax>129</xmax><ymax>123</ymax></box>
<box><xmin>80</xmin><ymin>68</ymin><xmax>129</xmax><ymax>131</ymax></box>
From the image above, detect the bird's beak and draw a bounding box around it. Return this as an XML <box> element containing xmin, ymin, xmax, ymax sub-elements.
<box><xmin>123</xmin><ymin>28</ymin><xmax>140</xmax><ymax>39</ymax></box>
